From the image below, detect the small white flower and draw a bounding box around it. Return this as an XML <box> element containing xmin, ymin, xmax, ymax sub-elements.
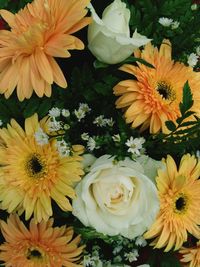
<box><xmin>83</xmin><ymin>255</ymin><xmax>95</xmax><ymax>267</ymax></box>
<box><xmin>124</xmin><ymin>250</ymin><xmax>139</xmax><ymax>263</ymax></box>
<box><xmin>87</xmin><ymin>137</ymin><xmax>96</xmax><ymax>151</ymax></box>
<box><xmin>0</xmin><ymin>120</ymin><xmax>3</xmax><ymax>127</ymax></box>
<box><xmin>187</xmin><ymin>53</ymin><xmax>199</xmax><ymax>67</ymax></box>
<box><xmin>196</xmin><ymin>46</ymin><xmax>200</xmax><ymax>56</ymax></box>
<box><xmin>135</xmin><ymin>236</ymin><xmax>147</xmax><ymax>247</ymax></box>
<box><xmin>114</xmin><ymin>255</ymin><xmax>122</xmax><ymax>263</ymax></box>
<box><xmin>196</xmin><ymin>150</ymin><xmax>200</xmax><ymax>159</ymax></box>
<box><xmin>112</xmin><ymin>134</ymin><xmax>121</xmax><ymax>142</ymax></box>
<box><xmin>74</xmin><ymin>109</ymin><xmax>86</xmax><ymax>121</ymax></box>
<box><xmin>105</xmin><ymin>118</ymin><xmax>115</xmax><ymax>127</ymax></box>
<box><xmin>48</xmin><ymin>118</ymin><xmax>62</xmax><ymax>132</ymax></box>
<box><xmin>125</xmin><ymin>137</ymin><xmax>145</xmax><ymax>155</ymax></box>
<box><xmin>81</xmin><ymin>132</ymin><xmax>90</xmax><ymax>141</ymax></box>
<box><xmin>48</xmin><ymin>107</ymin><xmax>60</xmax><ymax>117</ymax></box>
<box><xmin>113</xmin><ymin>245</ymin><xmax>123</xmax><ymax>255</ymax></box>
<box><xmin>79</xmin><ymin>103</ymin><xmax>91</xmax><ymax>113</ymax></box>
<box><xmin>34</xmin><ymin>127</ymin><xmax>49</xmax><ymax>145</ymax></box>
<box><xmin>191</xmin><ymin>3</ymin><xmax>198</xmax><ymax>10</ymax></box>
<box><xmin>61</xmin><ymin>109</ymin><xmax>70</xmax><ymax>118</ymax></box>
<box><xmin>93</xmin><ymin>115</ymin><xmax>107</xmax><ymax>127</ymax></box>
<box><xmin>56</xmin><ymin>139</ymin><xmax>71</xmax><ymax>157</ymax></box>
<box><xmin>74</xmin><ymin>103</ymin><xmax>91</xmax><ymax>121</ymax></box>
<box><xmin>136</xmin><ymin>265</ymin><xmax>150</xmax><ymax>267</ymax></box>
<box><xmin>63</xmin><ymin>124</ymin><xmax>70</xmax><ymax>130</ymax></box>
<box><xmin>158</xmin><ymin>17</ymin><xmax>173</xmax><ymax>27</ymax></box>
<box><xmin>171</xmin><ymin>21</ymin><xmax>180</xmax><ymax>29</ymax></box>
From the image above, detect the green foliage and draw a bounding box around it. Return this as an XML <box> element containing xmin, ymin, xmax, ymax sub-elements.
<box><xmin>146</xmin><ymin>82</ymin><xmax>200</xmax><ymax>160</ymax></box>
<box><xmin>127</xmin><ymin>0</ymin><xmax>200</xmax><ymax>60</ymax></box>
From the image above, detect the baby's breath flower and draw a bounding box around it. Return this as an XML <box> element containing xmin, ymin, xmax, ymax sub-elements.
<box><xmin>81</xmin><ymin>132</ymin><xmax>90</xmax><ymax>141</ymax></box>
<box><xmin>135</xmin><ymin>236</ymin><xmax>147</xmax><ymax>247</ymax></box>
<box><xmin>48</xmin><ymin>107</ymin><xmax>61</xmax><ymax>117</ymax></box>
<box><xmin>63</xmin><ymin>124</ymin><xmax>70</xmax><ymax>130</ymax></box>
<box><xmin>56</xmin><ymin>139</ymin><xmax>71</xmax><ymax>157</ymax></box>
<box><xmin>79</xmin><ymin>103</ymin><xmax>91</xmax><ymax>113</ymax></box>
<box><xmin>124</xmin><ymin>250</ymin><xmax>139</xmax><ymax>263</ymax></box>
<box><xmin>112</xmin><ymin>134</ymin><xmax>121</xmax><ymax>142</ymax></box>
<box><xmin>74</xmin><ymin>109</ymin><xmax>86</xmax><ymax>121</ymax></box>
<box><xmin>93</xmin><ymin>115</ymin><xmax>107</xmax><ymax>127</ymax></box>
<box><xmin>0</xmin><ymin>119</ymin><xmax>3</xmax><ymax>127</ymax></box>
<box><xmin>191</xmin><ymin>3</ymin><xmax>198</xmax><ymax>10</ymax></box>
<box><xmin>113</xmin><ymin>245</ymin><xmax>123</xmax><ymax>255</ymax></box>
<box><xmin>171</xmin><ymin>21</ymin><xmax>180</xmax><ymax>29</ymax></box>
<box><xmin>158</xmin><ymin>17</ymin><xmax>173</xmax><ymax>27</ymax></box>
<box><xmin>48</xmin><ymin>118</ymin><xmax>62</xmax><ymax>132</ymax></box>
<box><xmin>187</xmin><ymin>53</ymin><xmax>199</xmax><ymax>67</ymax></box>
<box><xmin>125</xmin><ymin>137</ymin><xmax>145</xmax><ymax>155</ymax></box>
<box><xmin>106</xmin><ymin>118</ymin><xmax>115</xmax><ymax>127</ymax></box>
<box><xmin>34</xmin><ymin>127</ymin><xmax>49</xmax><ymax>145</ymax></box>
<box><xmin>196</xmin><ymin>46</ymin><xmax>200</xmax><ymax>56</ymax></box>
<box><xmin>87</xmin><ymin>137</ymin><xmax>96</xmax><ymax>151</ymax></box>
<box><xmin>61</xmin><ymin>109</ymin><xmax>70</xmax><ymax>118</ymax></box>
<box><xmin>113</xmin><ymin>255</ymin><xmax>123</xmax><ymax>263</ymax></box>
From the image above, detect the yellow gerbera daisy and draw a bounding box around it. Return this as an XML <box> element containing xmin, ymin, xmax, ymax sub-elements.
<box><xmin>113</xmin><ymin>40</ymin><xmax>200</xmax><ymax>133</ymax></box>
<box><xmin>0</xmin><ymin>214</ymin><xmax>84</xmax><ymax>267</ymax></box>
<box><xmin>144</xmin><ymin>154</ymin><xmax>200</xmax><ymax>251</ymax></box>
<box><xmin>0</xmin><ymin>0</ymin><xmax>91</xmax><ymax>101</ymax></box>
<box><xmin>0</xmin><ymin>114</ymin><xmax>84</xmax><ymax>222</ymax></box>
<box><xmin>180</xmin><ymin>241</ymin><xmax>200</xmax><ymax>267</ymax></box>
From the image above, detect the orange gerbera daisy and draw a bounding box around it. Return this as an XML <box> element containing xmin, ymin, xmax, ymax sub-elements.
<box><xmin>0</xmin><ymin>214</ymin><xmax>84</xmax><ymax>267</ymax></box>
<box><xmin>113</xmin><ymin>40</ymin><xmax>200</xmax><ymax>134</ymax></box>
<box><xmin>180</xmin><ymin>241</ymin><xmax>200</xmax><ymax>267</ymax></box>
<box><xmin>0</xmin><ymin>0</ymin><xmax>91</xmax><ymax>101</ymax></box>
<box><xmin>144</xmin><ymin>154</ymin><xmax>200</xmax><ymax>251</ymax></box>
<box><xmin>0</xmin><ymin>114</ymin><xmax>84</xmax><ymax>222</ymax></box>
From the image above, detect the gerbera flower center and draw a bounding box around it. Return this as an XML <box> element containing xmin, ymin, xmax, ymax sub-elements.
<box><xmin>26</xmin><ymin>247</ymin><xmax>43</xmax><ymax>260</ymax></box>
<box><xmin>156</xmin><ymin>81</ymin><xmax>176</xmax><ymax>101</ymax></box>
<box><xmin>174</xmin><ymin>193</ymin><xmax>188</xmax><ymax>214</ymax></box>
<box><xmin>25</xmin><ymin>153</ymin><xmax>47</xmax><ymax>179</ymax></box>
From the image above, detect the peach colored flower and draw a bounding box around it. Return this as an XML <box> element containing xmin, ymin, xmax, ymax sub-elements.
<box><xmin>0</xmin><ymin>0</ymin><xmax>91</xmax><ymax>101</ymax></box>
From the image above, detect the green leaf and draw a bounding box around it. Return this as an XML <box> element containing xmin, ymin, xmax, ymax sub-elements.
<box><xmin>161</xmin><ymin>252</ymin><xmax>182</xmax><ymax>267</ymax></box>
<box><xmin>93</xmin><ymin>60</ymin><xmax>109</xmax><ymax>69</ymax></box>
<box><xmin>165</xmin><ymin>121</ymin><xmax>176</xmax><ymax>131</ymax></box>
<box><xmin>121</xmin><ymin>56</ymin><xmax>155</xmax><ymax>68</ymax></box>
<box><xmin>179</xmin><ymin>81</ymin><xmax>193</xmax><ymax>115</ymax></box>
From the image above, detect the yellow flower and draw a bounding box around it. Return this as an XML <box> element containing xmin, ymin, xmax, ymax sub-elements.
<box><xmin>144</xmin><ymin>154</ymin><xmax>200</xmax><ymax>251</ymax></box>
<box><xmin>0</xmin><ymin>0</ymin><xmax>91</xmax><ymax>101</ymax></box>
<box><xmin>180</xmin><ymin>241</ymin><xmax>200</xmax><ymax>267</ymax></box>
<box><xmin>0</xmin><ymin>114</ymin><xmax>84</xmax><ymax>222</ymax></box>
<box><xmin>0</xmin><ymin>214</ymin><xmax>84</xmax><ymax>267</ymax></box>
<box><xmin>113</xmin><ymin>40</ymin><xmax>200</xmax><ymax>133</ymax></box>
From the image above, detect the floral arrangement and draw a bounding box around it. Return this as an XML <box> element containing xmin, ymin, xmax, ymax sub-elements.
<box><xmin>0</xmin><ymin>0</ymin><xmax>200</xmax><ymax>266</ymax></box>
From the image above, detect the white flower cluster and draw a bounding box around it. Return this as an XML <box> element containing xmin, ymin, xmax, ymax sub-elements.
<box><xmin>74</xmin><ymin>103</ymin><xmax>91</xmax><ymax>121</ymax></box>
<box><xmin>48</xmin><ymin>107</ymin><xmax>71</xmax><ymax>132</ymax></box>
<box><xmin>124</xmin><ymin>250</ymin><xmax>139</xmax><ymax>263</ymax></box>
<box><xmin>34</xmin><ymin>127</ymin><xmax>49</xmax><ymax>145</ymax></box>
<box><xmin>125</xmin><ymin>137</ymin><xmax>145</xmax><ymax>156</ymax></box>
<box><xmin>158</xmin><ymin>17</ymin><xmax>180</xmax><ymax>29</ymax></box>
<box><xmin>56</xmin><ymin>139</ymin><xmax>71</xmax><ymax>157</ymax></box>
<box><xmin>93</xmin><ymin>115</ymin><xmax>114</xmax><ymax>127</ymax></box>
<box><xmin>187</xmin><ymin>47</ymin><xmax>200</xmax><ymax>68</ymax></box>
<box><xmin>0</xmin><ymin>119</ymin><xmax>3</xmax><ymax>127</ymax></box>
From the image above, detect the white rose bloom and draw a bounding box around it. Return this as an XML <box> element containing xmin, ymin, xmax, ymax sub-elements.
<box><xmin>87</xmin><ymin>0</ymin><xmax>151</xmax><ymax>64</ymax></box>
<box><xmin>72</xmin><ymin>155</ymin><xmax>160</xmax><ymax>239</ymax></box>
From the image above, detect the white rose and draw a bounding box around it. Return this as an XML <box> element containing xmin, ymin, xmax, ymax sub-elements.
<box><xmin>72</xmin><ymin>155</ymin><xmax>161</xmax><ymax>239</ymax></box>
<box><xmin>87</xmin><ymin>0</ymin><xmax>151</xmax><ymax>64</ymax></box>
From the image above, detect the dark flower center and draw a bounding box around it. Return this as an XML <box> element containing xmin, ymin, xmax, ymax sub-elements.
<box><xmin>25</xmin><ymin>153</ymin><xmax>46</xmax><ymax>178</ymax></box>
<box><xmin>174</xmin><ymin>193</ymin><xmax>188</xmax><ymax>214</ymax></box>
<box><xmin>175</xmin><ymin>196</ymin><xmax>186</xmax><ymax>211</ymax></box>
<box><xmin>156</xmin><ymin>81</ymin><xmax>176</xmax><ymax>101</ymax></box>
<box><xmin>26</xmin><ymin>248</ymin><xmax>43</xmax><ymax>260</ymax></box>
